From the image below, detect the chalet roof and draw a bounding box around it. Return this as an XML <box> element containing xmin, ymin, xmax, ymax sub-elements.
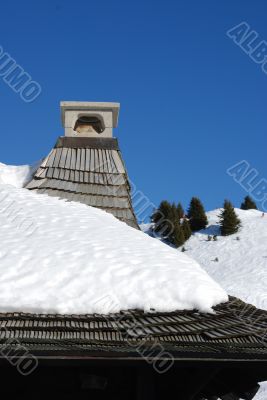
<box><xmin>1</xmin><ymin>297</ymin><xmax>267</xmax><ymax>361</ymax></box>
<box><xmin>26</xmin><ymin>136</ymin><xmax>139</xmax><ymax>229</ymax></box>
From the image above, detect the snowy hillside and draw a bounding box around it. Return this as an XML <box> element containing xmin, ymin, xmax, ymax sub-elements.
<box><xmin>0</xmin><ymin>162</ymin><xmax>227</xmax><ymax>315</ymax></box>
<box><xmin>185</xmin><ymin>209</ymin><xmax>267</xmax><ymax>311</ymax></box>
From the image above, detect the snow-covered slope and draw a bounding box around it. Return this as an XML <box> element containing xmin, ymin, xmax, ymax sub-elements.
<box><xmin>185</xmin><ymin>209</ymin><xmax>267</xmax><ymax>311</ymax></box>
<box><xmin>0</xmin><ymin>163</ymin><xmax>227</xmax><ymax>315</ymax></box>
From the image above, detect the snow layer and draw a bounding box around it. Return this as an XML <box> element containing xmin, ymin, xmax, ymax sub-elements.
<box><xmin>0</xmin><ymin>161</ymin><xmax>39</xmax><ymax>188</ymax></box>
<box><xmin>0</xmin><ymin>163</ymin><xmax>227</xmax><ymax>315</ymax></box>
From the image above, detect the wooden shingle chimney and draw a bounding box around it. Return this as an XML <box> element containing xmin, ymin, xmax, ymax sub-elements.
<box><xmin>26</xmin><ymin>102</ymin><xmax>139</xmax><ymax>229</ymax></box>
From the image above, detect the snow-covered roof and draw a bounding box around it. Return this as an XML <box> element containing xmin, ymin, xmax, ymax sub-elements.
<box><xmin>0</xmin><ymin>163</ymin><xmax>227</xmax><ymax>315</ymax></box>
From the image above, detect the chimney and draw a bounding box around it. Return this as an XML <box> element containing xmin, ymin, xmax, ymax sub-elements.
<box><xmin>26</xmin><ymin>102</ymin><xmax>139</xmax><ymax>229</ymax></box>
<box><xmin>61</xmin><ymin>101</ymin><xmax>119</xmax><ymax>138</ymax></box>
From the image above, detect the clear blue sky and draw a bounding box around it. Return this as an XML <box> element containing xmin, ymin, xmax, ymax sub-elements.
<box><xmin>0</xmin><ymin>0</ymin><xmax>266</xmax><ymax>219</ymax></box>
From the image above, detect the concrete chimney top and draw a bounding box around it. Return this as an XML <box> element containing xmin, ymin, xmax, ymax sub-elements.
<box><xmin>60</xmin><ymin>101</ymin><xmax>120</xmax><ymax>138</ymax></box>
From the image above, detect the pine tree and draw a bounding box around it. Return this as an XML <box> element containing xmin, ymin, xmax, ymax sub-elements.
<box><xmin>188</xmin><ymin>197</ymin><xmax>208</xmax><ymax>232</ymax></box>
<box><xmin>151</xmin><ymin>201</ymin><xmax>173</xmax><ymax>235</ymax></box>
<box><xmin>170</xmin><ymin>221</ymin><xmax>185</xmax><ymax>248</ymax></box>
<box><xmin>151</xmin><ymin>201</ymin><xmax>180</xmax><ymax>239</ymax></box>
<box><xmin>182</xmin><ymin>218</ymin><xmax>192</xmax><ymax>241</ymax></box>
<box><xmin>176</xmin><ymin>202</ymin><xmax>184</xmax><ymax>219</ymax></box>
<box><xmin>240</xmin><ymin>196</ymin><xmax>258</xmax><ymax>210</ymax></box>
<box><xmin>219</xmin><ymin>200</ymin><xmax>241</xmax><ymax>236</ymax></box>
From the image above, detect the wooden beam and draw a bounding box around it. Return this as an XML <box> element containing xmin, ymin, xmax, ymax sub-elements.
<box><xmin>55</xmin><ymin>136</ymin><xmax>119</xmax><ymax>150</ymax></box>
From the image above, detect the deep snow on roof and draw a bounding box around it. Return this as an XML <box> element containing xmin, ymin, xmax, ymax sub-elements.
<box><xmin>0</xmin><ymin>163</ymin><xmax>227</xmax><ymax>314</ymax></box>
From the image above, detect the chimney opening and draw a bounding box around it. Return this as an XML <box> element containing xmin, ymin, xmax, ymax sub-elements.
<box><xmin>74</xmin><ymin>115</ymin><xmax>104</xmax><ymax>134</ymax></box>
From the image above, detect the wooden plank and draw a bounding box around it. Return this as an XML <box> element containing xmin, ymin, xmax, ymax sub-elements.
<box><xmin>52</xmin><ymin>148</ymin><xmax>63</xmax><ymax>168</ymax></box>
<box><xmin>80</xmin><ymin>149</ymin><xmax>86</xmax><ymax>171</ymax></box>
<box><xmin>59</xmin><ymin>148</ymin><xmax>68</xmax><ymax>168</ymax></box>
<box><xmin>89</xmin><ymin>172</ymin><xmax>95</xmax><ymax>184</ymax></box>
<box><xmin>46</xmin><ymin>168</ymin><xmax>54</xmax><ymax>178</ymax></box>
<box><xmin>64</xmin><ymin>169</ymin><xmax>70</xmax><ymax>181</ymax></box>
<box><xmin>64</xmin><ymin>181</ymin><xmax>73</xmax><ymax>191</ymax></box>
<box><xmin>34</xmin><ymin>168</ymin><xmax>47</xmax><ymax>179</ymax></box>
<box><xmin>59</xmin><ymin>168</ymin><xmax>65</xmax><ymax>180</ymax></box>
<box><xmin>26</xmin><ymin>179</ymin><xmax>46</xmax><ymax>189</ymax></box>
<box><xmin>69</xmin><ymin>170</ymin><xmax>75</xmax><ymax>182</ymax></box>
<box><xmin>45</xmin><ymin>149</ymin><xmax>57</xmax><ymax>167</ymax></box>
<box><xmin>85</xmin><ymin>149</ymin><xmax>90</xmax><ymax>171</ymax></box>
<box><xmin>84</xmin><ymin>171</ymin><xmax>89</xmax><ymax>183</ymax></box>
<box><xmin>39</xmin><ymin>155</ymin><xmax>50</xmax><ymax>169</ymax></box>
<box><xmin>102</xmin><ymin>173</ymin><xmax>108</xmax><ymax>185</ymax></box>
<box><xmin>101</xmin><ymin>149</ymin><xmax>107</xmax><ymax>173</ymax></box>
<box><xmin>100</xmin><ymin>149</ymin><xmax>108</xmax><ymax>173</ymax></box>
<box><xmin>94</xmin><ymin>149</ymin><xmax>100</xmax><ymax>173</ymax></box>
<box><xmin>70</xmin><ymin>149</ymin><xmax>76</xmax><ymax>170</ymax></box>
<box><xmin>98</xmin><ymin>149</ymin><xmax>103</xmax><ymax>173</ymax></box>
<box><xmin>57</xmin><ymin>180</ymin><xmax>69</xmax><ymax>191</ymax></box>
<box><xmin>109</xmin><ymin>150</ymin><xmax>118</xmax><ymax>173</ymax></box>
<box><xmin>111</xmin><ymin>150</ymin><xmax>126</xmax><ymax>174</ymax></box>
<box><xmin>55</xmin><ymin>136</ymin><xmax>119</xmax><ymax>150</ymax></box>
<box><xmin>104</xmin><ymin>150</ymin><xmax>112</xmax><ymax>173</ymax></box>
<box><xmin>94</xmin><ymin>171</ymin><xmax>99</xmax><ymax>184</ymax></box>
<box><xmin>53</xmin><ymin>168</ymin><xmax>60</xmax><ymax>179</ymax></box>
<box><xmin>110</xmin><ymin>174</ymin><xmax>124</xmax><ymax>186</ymax></box>
<box><xmin>106</xmin><ymin>150</ymin><xmax>115</xmax><ymax>173</ymax></box>
<box><xmin>64</xmin><ymin>148</ymin><xmax>72</xmax><ymax>169</ymax></box>
<box><xmin>76</xmin><ymin>148</ymin><xmax>81</xmax><ymax>170</ymax></box>
<box><xmin>74</xmin><ymin>171</ymin><xmax>80</xmax><ymax>182</ymax></box>
<box><xmin>90</xmin><ymin>149</ymin><xmax>94</xmax><ymax>172</ymax></box>
<box><xmin>79</xmin><ymin>171</ymin><xmax>84</xmax><ymax>183</ymax></box>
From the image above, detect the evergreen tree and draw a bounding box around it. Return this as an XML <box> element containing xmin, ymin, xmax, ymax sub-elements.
<box><xmin>240</xmin><ymin>196</ymin><xmax>258</xmax><ymax>210</ymax></box>
<box><xmin>182</xmin><ymin>218</ymin><xmax>192</xmax><ymax>241</ymax></box>
<box><xmin>170</xmin><ymin>221</ymin><xmax>185</xmax><ymax>248</ymax></box>
<box><xmin>219</xmin><ymin>200</ymin><xmax>241</xmax><ymax>236</ymax></box>
<box><xmin>188</xmin><ymin>197</ymin><xmax>208</xmax><ymax>231</ymax></box>
<box><xmin>176</xmin><ymin>202</ymin><xmax>185</xmax><ymax>219</ymax></box>
<box><xmin>151</xmin><ymin>201</ymin><xmax>172</xmax><ymax>234</ymax></box>
<box><xmin>151</xmin><ymin>201</ymin><xmax>179</xmax><ymax>239</ymax></box>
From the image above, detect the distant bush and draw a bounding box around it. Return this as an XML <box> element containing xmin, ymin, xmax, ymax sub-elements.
<box><xmin>241</xmin><ymin>196</ymin><xmax>257</xmax><ymax>210</ymax></box>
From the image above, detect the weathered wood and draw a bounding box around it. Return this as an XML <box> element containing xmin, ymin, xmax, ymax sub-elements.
<box><xmin>26</xmin><ymin>138</ymin><xmax>139</xmax><ymax>229</ymax></box>
<box><xmin>55</xmin><ymin>136</ymin><xmax>119</xmax><ymax>150</ymax></box>
<box><xmin>111</xmin><ymin>150</ymin><xmax>126</xmax><ymax>174</ymax></box>
<box><xmin>90</xmin><ymin>149</ymin><xmax>94</xmax><ymax>172</ymax></box>
<box><xmin>80</xmin><ymin>148</ymin><xmax>86</xmax><ymax>171</ymax></box>
<box><xmin>76</xmin><ymin>148</ymin><xmax>81</xmax><ymax>170</ymax></box>
<box><xmin>45</xmin><ymin>149</ymin><xmax>57</xmax><ymax>168</ymax></box>
<box><xmin>59</xmin><ymin>148</ymin><xmax>68</xmax><ymax>168</ymax></box>
<box><xmin>34</xmin><ymin>168</ymin><xmax>47</xmax><ymax>179</ymax></box>
<box><xmin>70</xmin><ymin>149</ymin><xmax>76</xmax><ymax>170</ymax></box>
<box><xmin>64</xmin><ymin>148</ymin><xmax>72</xmax><ymax>170</ymax></box>
<box><xmin>52</xmin><ymin>148</ymin><xmax>63</xmax><ymax>168</ymax></box>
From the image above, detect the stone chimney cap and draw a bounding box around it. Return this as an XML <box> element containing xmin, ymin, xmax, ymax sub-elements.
<box><xmin>60</xmin><ymin>101</ymin><xmax>120</xmax><ymax>128</ymax></box>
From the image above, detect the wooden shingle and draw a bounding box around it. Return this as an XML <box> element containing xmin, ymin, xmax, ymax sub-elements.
<box><xmin>26</xmin><ymin>137</ymin><xmax>139</xmax><ymax>229</ymax></box>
